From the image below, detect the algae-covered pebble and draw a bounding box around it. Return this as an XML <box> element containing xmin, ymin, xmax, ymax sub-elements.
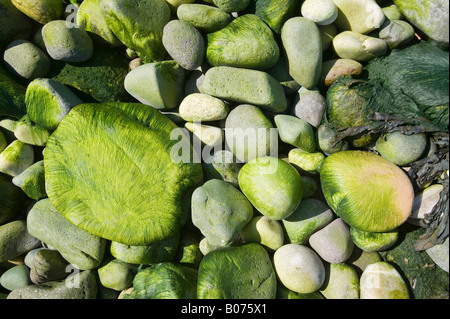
<box><xmin>98</xmin><ymin>259</ymin><xmax>138</xmax><ymax>291</ymax></box>
<box><xmin>282</xmin><ymin>198</ymin><xmax>334</xmax><ymax>245</ymax></box>
<box><xmin>13</xmin><ymin>115</ymin><xmax>50</xmax><ymax>147</ymax></box>
<box><xmin>319</xmin><ymin>263</ymin><xmax>360</xmax><ymax>299</ymax></box>
<box><xmin>163</xmin><ymin>19</ymin><xmax>205</xmax><ymax>70</ymax></box>
<box><xmin>320</xmin><ymin>150</ymin><xmax>414</xmax><ymax>232</ymax></box>
<box><xmin>360</xmin><ymin>261</ymin><xmax>409</xmax><ymax>299</ymax></box>
<box><xmin>177</xmin><ymin>3</ymin><xmax>232</xmax><ymax>32</ymax></box>
<box><xmin>253</xmin><ymin>0</ymin><xmax>299</xmax><ymax>34</ymax></box>
<box><xmin>275</xmin><ymin>115</ymin><xmax>316</xmax><ymax>152</ymax></box>
<box><xmin>11</xmin><ymin>0</ymin><xmax>62</xmax><ymax>24</ymax></box>
<box><xmin>206</xmin><ymin>14</ymin><xmax>280</xmax><ymax>70</ymax></box>
<box><xmin>239</xmin><ymin>156</ymin><xmax>303</xmax><ymax>220</ymax></box>
<box><xmin>12</xmin><ymin>160</ymin><xmax>46</xmax><ymax>201</ymax></box>
<box><xmin>350</xmin><ymin>228</ymin><xmax>399</xmax><ymax>252</ymax></box>
<box><xmin>42</xmin><ymin>20</ymin><xmax>93</xmax><ymax>63</ymax></box>
<box><xmin>375</xmin><ymin>131</ymin><xmax>428</xmax><ymax>166</ymax></box>
<box><xmin>240</xmin><ymin>215</ymin><xmax>284</xmax><ymax>251</ymax></box>
<box><xmin>3</xmin><ymin>39</ymin><xmax>50</xmax><ymax>80</ymax></box>
<box><xmin>0</xmin><ymin>139</ymin><xmax>34</xmax><ymax>177</ymax></box>
<box><xmin>197</xmin><ymin>243</ymin><xmax>276</xmax><ymax>299</ymax></box>
<box><xmin>288</xmin><ymin>149</ymin><xmax>325</xmax><ymax>173</ymax></box>
<box><xmin>274</xmin><ymin>244</ymin><xmax>325</xmax><ymax>294</ymax></box>
<box><xmin>333</xmin><ymin>31</ymin><xmax>388</xmax><ymax>62</ymax></box>
<box><xmin>191</xmin><ymin>179</ymin><xmax>253</xmax><ymax>247</ymax></box>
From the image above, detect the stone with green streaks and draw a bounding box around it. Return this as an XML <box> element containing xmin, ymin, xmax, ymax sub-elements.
<box><xmin>288</xmin><ymin>149</ymin><xmax>324</xmax><ymax>172</ymax></box>
<box><xmin>275</xmin><ymin>115</ymin><xmax>316</xmax><ymax>152</ymax></box>
<box><xmin>212</xmin><ymin>0</ymin><xmax>250</xmax><ymax>12</ymax></box>
<box><xmin>42</xmin><ymin>20</ymin><xmax>93</xmax><ymax>63</ymax></box>
<box><xmin>0</xmin><ymin>140</ymin><xmax>34</xmax><ymax>177</ymax></box>
<box><xmin>25</xmin><ymin>78</ymin><xmax>83</xmax><ymax>131</ymax></box>
<box><xmin>177</xmin><ymin>4</ymin><xmax>232</xmax><ymax>32</ymax></box>
<box><xmin>282</xmin><ymin>198</ymin><xmax>334</xmax><ymax>245</ymax></box>
<box><xmin>350</xmin><ymin>228</ymin><xmax>398</xmax><ymax>252</ymax></box>
<box><xmin>239</xmin><ymin>157</ymin><xmax>303</xmax><ymax>220</ymax></box>
<box><xmin>360</xmin><ymin>261</ymin><xmax>409</xmax><ymax>299</ymax></box>
<box><xmin>11</xmin><ymin>0</ymin><xmax>62</xmax><ymax>24</ymax></box>
<box><xmin>13</xmin><ymin>115</ymin><xmax>50</xmax><ymax>147</ymax></box>
<box><xmin>12</xmin><ymin>160</ymin><xmax>46</xmax><ymax>201</ymax></box>
<box><xmin>44</xmin><ymin>103</ymin><xmax>203</xmax><ymax>245</ymax></box>
<box><xmin>197</xmin><ymin>243</ymin><xmax>276</xmax><ymax>299</ymax></box>
<box><xmin>201</xmin><ymin>66</ymin><xmax>287</xmax><ymax>112</ymax></box>
<box><xmin>76</xmin><ymin>0</ymin><xmax>122</xmax><ymax>47</ymax></box>
<box><xmin>394</xmin><ymin>0</ymin><xmax>448</xmax><ymax>44</ymax></box>
<box><xmin>252</xmin><ymin>0</ymin><xmax>300</xmax><ymax>34</ymax></box>
<box><xmin>192</xmin><ymin>179</ymin><xmax>253</xmax><ymax>247</ymax></box>
<box><xmin>124</xmin><ymin>61</ymin><xmax>185</xmax><ymax>110</ymax></box>
<box><xmin>375</xmin><ymin>131</ymin><xmax>428</xmax><ymax>166</ymax></box>
<box><xmin>27</xmin><ymin>199</ymin><xmax>106</xmax><ymax>270</ymax></box>
<box><xmin>281</xmin><ymin>17</ymin><xmax>322</xmax><ymax>89</ymax></box>
<box><xmin>206</xmin><ymin>14</ymin><xmax>279</xmax><ymax>70</ymax></box>
<box><xmin>7</xmin><ymin>270</ymin><xmax>98</xmax><ymax>299</ymax></box>
<box><xmin>320</xmin><ymin>263</ymin><xmax>360</xmax><ymax>299</ymax></box>
<box><xmin>100</xmin><ymin>0</ymin><xmax>171</xmax><ymax>62</ymax></box>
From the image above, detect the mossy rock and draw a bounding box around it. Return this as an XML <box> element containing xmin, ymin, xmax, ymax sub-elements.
<box><xmin>0</xmin><ymin>65</ymin><xmax>27</xmax><ymax>119</ymax></box>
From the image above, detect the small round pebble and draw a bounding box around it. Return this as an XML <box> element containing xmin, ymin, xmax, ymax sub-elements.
<box><xmin>301</xmin><ymin>0</ymin><xmax>338</xmax><ymax>26</ymax></box>
<box><xmin>179</xmin><ymin>93</ymin><xmax>229</xmax><ymax>122</ymax></box>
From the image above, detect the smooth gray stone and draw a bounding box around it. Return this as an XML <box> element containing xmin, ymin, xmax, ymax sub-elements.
<box><xmin>0</xmin><ymin>220</ymin><xmax>40</xmax><ymax>263</ymax></box>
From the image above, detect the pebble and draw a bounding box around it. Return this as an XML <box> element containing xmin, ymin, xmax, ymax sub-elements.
<box><xmin>309</xmin><ymin>218</ymin><xmax>354</xmax><ymax>263</ymax></box>
<box><xmin>426</xmin><ymin>237</ymin><xmax>449</xmax><ymax>273</ymax></box>
<box><xmin>360</xmin><ymin>261</ymin><xmax>410</xmax><ymax>299</ymax></box>
<box><xmin>281</xmin><ymin>17</ymin><xmax>322</xmax><ymax>89</ymax></box>
<box><xmin>379</xmin><ymin>19</ymin><xmax>415</xmax><ymax>49</ymax></box>
<box><xmin>3</xmin><ymin>39</ymin><xmax>50</xmax><ymax>80</ymax></box>
<box><xmin>382</xmin><ymin>5</ymin><xmax>402</xmax><ymax>21</ymax></box>
<box><xmin>240</xmin><ymin>216</ymin><xmax>284</xmax><ymax>251</ymax></box>
<box><xmin>273</xmin><ymin>244</ymin><xmax>325</xmax><ymax>294</ymax></box>
<box><xmin>191</xmin><ymin>179</ymin><xmax>253</xmax><ymax>247</ymax></box>
<box><xmin>202</xmin><ymin>150</ymin><xmax>241</xmax><ymax>187</ymax></box>
<box><xmin>0</xmin><ymin>220</ymin><xmax>40</xmax><ymax>264</ymax></box>
<box><xmin>98</xmin><ymin>259</ymin><xmax>138</xmax><ymax>291</ymax></box>
<box><xmin>201</xmin><ymin>66</ymin><xmax>287</xmax><ymax>112</ymax></box>
<box><xmin>11</xmin><ymin>0</ymin><xmax>62</xmax><ymax>24</ymax></box>
<box><xmin>253</xmin><ymin>0</ymin><xmax>300</xmax><ymax>34</ymax></box>
<box><xmin>347</xmin><ymin>248</ymin><xmax>382</xmax><ymax>275</ymax></box>
<box><xmin>275</xmin><ymin>115</ymin><xmax>316</xmax><ymax>152</ymax></box>
<box><xmin>331</xmin><ymin>0</ymin><xmax>385</xmax><ymax>34</ymax></box>
<box><xmin>288</xmin><ymin>148</ymin><xmax>325</xmax><ymax>172</ymax></box>
<box><xmin>320</xmin><ymin>263</ymin><xmax>360</xmax><ymax>299</ymax></box>
<box><xmin>0</xmin><ymin>140</ymin><xmax>34</xmax><ymax>177</ymax></box>
<box><xmin>317</xmin><ymin>123</ymin><xmax>350</xmax><ymax>155</ymax></box>
<box><xmin>333</xmin><ymin>31</ymin><xmax>389</xmax><ymax>62</ymax></box>
<box><xmin>282</xmin><ymin>198</ymin><xmax>334</xmax><ymax>245</ymax></box>
<box><xmin>291</xmin><ymin>89</ymin><xmax>326</xmax><ymax>128</ymax></box>
<box><xmin>124</xmin><ymin>61</ymin><xmax>185</xmax><ymax>110</ymax></box>
<box><xmin>12</xmin><ymin>160</ymin><xmax>46</xmax><ymax>201</ymax></box>
<box><xmin>179</xmin><ymin>93</ymin><xmax>229</xmax><ymax>122</ymax></box>
<box><xmin>224</xmin><ymin>104</ymin><xmax>276</xmax><ymax>163</ymax></box>
<box><xmin>13</xmin><ymin>115</ymin><xmax>50</xmax><ymax>147</ymax></box>
<box><xmin>177</xmin><ymin>3</ymin><xmax>232</xmax><ymax>33</ymax></box>
<box><xmin>163</xmin><ymin>19</ymin><xmax>205</xmax><ymax>70</ymax></box>
<box><xmin>375</xmin><ymin>131</ymin><xmax>428</xmax><ymax>166</ymax></box>
<box><xmin>30</xmin><ymin>248</ymin><xmax>69</xmax><ymax>284</ymax></box>
<box><xmin>350</xmin><ymin>228</ymin><xmax>399</xmax><ymax>252</ymax></box>
<box><xmin>206</xmin><ymin>14</ymin><xmax>280</xmax><ymax>70</ymax></box>
<box><xmin>197</xmin><ymin>243</ymin><xmax>276</xmax><ymax>299</ymax></box>
<box><xmin>301</xmin><ymin>0</ymin><xmax>338</xmax><ymax>26</ymax></box>
<box><xmin>26</xmin><ymin>199</ymin><xmax>106</xmax><ymax>270</ymax></box>
<box><xmin>212</xmin><ymin>0</ymin><xmax>250</xmax><ymax>13</ymax></box>
<box><xmin>185</xmin><ymin>122</ymin><xmax>223</xmax><ymax>147</ymax></box>
<box><xmin>320</xmin><ymin>58</ymin><xmax>363</xmax><ymax>86</ymax></box>
<box><xmin>238</xmin><ymin>157</ymin><xmax>303</xmax><ymax>220</ymax></box>
<box><xmin>42</xmin><ymin>20</ymin><xmax>93</xmax><ymax>63</ymax></box>
<box><xmin>0</xmin><ymin>264</ymin><xmax>30</xmax><ymax>291</ymax></box>
<box><xmin>409</xmin><ymin>184</ymin><xmax>444</xmax><ymax>224</ymax></box>
<box><xmin>25</xmin><ymin>78</ymin><xmax>83</xmax><ymax>131</ymax></box>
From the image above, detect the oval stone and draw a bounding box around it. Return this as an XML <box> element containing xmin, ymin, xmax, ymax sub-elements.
<box><xmin>333</xmin><ymin>31</ymin><xmax>388</xmax><ymax>62</ymax></box>
<box><xmin>360</xmin><ymin>261</ymin><xmax>409</xmax><ymax>299</ymax></box>
<box><xmin>301</xmin><ymin>0</ymin><xmax>338</xmax><ymax>26</ymax></box>
<box><xmin>331</xmin><ymin>0</ymin><xmax>385</xmax><ymax>34</ymax></box>
<box><xmin>0</xmin><ymin>220</ymin><xmax>40</xmax><ymax>264</ymax></box>
<box><xmin>179</xmin><ymin>93</ymin><xmax>228</xmax><ymax>122</ymax></box>
<box><xmin>177</xmin><ymin>4</ymin><xmax>232</xmax><ymax>33</ymax></box>
<box><xmin>375</xmin><ymin>131</ymin><xmax>428</xmax><ymax>166</ymax></box>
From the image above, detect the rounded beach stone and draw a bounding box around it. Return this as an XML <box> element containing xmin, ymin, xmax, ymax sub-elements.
<box><xmin>224</xmin><ymin>104</ymin><xmax>276</xmax><ymax>163</ymax></box>
<box><xmin>273</xmin><ymin>244</ymin><xmax>325</xmax><ymax>294</ymax></box>
<box><xmin>0</xmin><ymin>140</ymin><xmax>34</xmax><ymax>177</ymax></box>
<box><xmin>212</xmin><ymin>0</ymin><xmax>250</xmax><ymax>12</ymax></box>
<box><xmin>11</xmin><ymin>0</ymin><xmax>62</xmax><ymax>24</ymax></box>
<box><xmin>124</xmin><ymin>61</ymin><xmax>185</xmax><ymax>110</ymax></box>
<box><xmin>26</xmin><ymin>199</ymin><xmax>106</xmax><ymax>270</ymax></box>
<box><xmin>0</xmin><ymin>220</ymin><xmax>40</xmax><ymax>263</ymax></box>
<box><xmin>319</xmin><ymin>263</ymin><xmax>360</xmax><ymax>299</ymax></box>
<box><xmin>42</xmin><ymin>20</ymin><xmax>93</xmax><ymax>63</ymax></box>
<box><xmin>350</xmin><ymin>228</ymin><xmax>399</xmax><ymax>252</ymax></box>
<box><xmin>360</xmin><ymin>261</ymin><xmax>409</xmax><ymax>299</ymax></box>
<box><xmin>333</xmin><ymin>31</ymin><xmax>388</xmax><ymax>62</ymax></box>
<box><xmin>378</xmin><ymin>20</ymin><xmax>415</xmax><ymax>49</ymax></box>
<box><xmin>282</xmin><ymin>198</ymin><xmax>334</xmax><ymax>245</ymax></box>
<box><xmin>301</xmin><ymin>0</ymin><xmax>338</xmax><ymax>26</ymax></box>
<box><xmin>426</xmin><ymin>237</ymin><xmax>449</xmax><ymax>273</ymax></box>
<box><xmin>382</xmin><ymin>5</ymin><xmax>403</xmax><ymax>21</ymax></box>
<box><xmin>309</xmin><ymin>218</ymin><xmax>354</xmax><ymax>263</ymax></box>
<box><xmin>30</xmin><ymin>249</ymin><xmax>69</xmax><ymax>284</ymax></box>
<box><xmin>0</xmin><ymin>265</ymin><xmax>30</xmax><ymax>291</ymax></box>
<box><xmin>317</xmin><ymin>123</ymin><xmax>350</xmax><ymax>155</ymax></box>
<box><xmin>197</xmin><ymin>243</ymin><xmax>276</xmax><ymax>299</ymax></box>
<box><xmin>292</xmin><ymin>89</ymin><xmax>326</xmax><ymax>128</ymax></box>
<box><xmin>409</xmin><ymin>184</ymin><xmax>443</xmax><ymax>224</ymax></box>
<box><xmin>179</xmin><ymin>93</ymin><xmax>228</xmax><ymax>122</ymax></box>
<box><xmin>331</xmin><ymin>0</ymin><xmax>385</xmax><ymax>34</ymax></box>
<box><xmin>13</xmin><ymin>115</ymin><xmax>50</xmax><ymax>147</ymax></box>
<box><xmin>163</xmin><ymin>19</ymin><xmax>205</xmax><ymax>70</ymax></box>
<box><xmin>288</xmin><ymin>149</ymin><xmax>325</xmax><ymax>173</ymax></box>
<box><xmin>191</xmin><ymin>179</ymin><xmax>253</xmax><ymax>247</ymax></box>
<box><xmin>240</xmin><ymin>215</ymin><xmax>284</xmax><ymax>251</ymax></box>
<box><xmin>185</xmin><ymin>122</ymin><xmax>223</xmax><ymax>146</ymax></box>
<box><xmin>3</xmin><ymin>40</ymin><xmax>50</xmax><ymax>80</ymax></box>
<box><xmin>98</xmin><ymin>259</ymin><xmax>138</xmax><ymax>291</ymax></box>
<box><xmin>281</xmin><ymin>17</ymin><xmax>322</xmax><ymax>89</ymax></box>
<box><xmin>201</xmin><ymin>66</ymin><xmax>287</xmax><ymax>112</ymax></box>
<box><xmin>347</xmin><ymin>248</ymin><xmax>381</xmax><ymax>275</ymax></box>
<box><xmin>206</xmin><ymin>14</ymin><xmax>280</xmax><ymax>70</ymax></box>
<box><xmin>12</xmin><ymin>160</ymin><xmax>46</xmax><ymax>201</ymax></box>
<box><xmin>177</xmin><ymin>4</ymin><xmax>232</xmax><ymax>33</ymax></box>
<box><xmin>275</xmin><ymin>115</ymin><xmax>316</xmax><ymax>152</ymax></box>
<box><xmin>320</xmin><ymin>58</ymin><xmax>363</xmax><ymax>86</ymax></box>
<box><xmin>375</xmin><ymin>131</ymin><xmax>428</xmax><ymax>166</ymax></box>
<box><xmin>238</xmin><ymin>157</ymin><xmax>303</xmax><ymax>220</ymax></box>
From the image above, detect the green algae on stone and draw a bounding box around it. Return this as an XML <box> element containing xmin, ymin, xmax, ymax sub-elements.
<box><xmin>275</xmin><ymin>115</ymin><xmax>316</xmax><ymax>152</ymax></box>
<box><xmin>360</xmin><ymin>261</ymin><xmax>409</xmax><ymax>299</ymax></box>
<box><xmin>12</xmin><ymin>160</ymin><xmax>46</xmax><ymax>201</ymax></box>
<box><xmin>350</xmin><ymin>227</ymin><xmax>398</xmax><ymax>252</ymax></box>
<box><xmin>288</xmin><ymin>149</ymin><xmax>325</xmax><ymax>173</ymax></box>
<box><xmin>253</xmin><ymin>0</ymin><xmax>300</xmax><ymax>34</ymax></box>
<box><xmin>177</xmin><ymin>3</ymin><xmax>232</xmax><ymax>33</ymax></box>
<box><xmin>375</xmin><ymin>131</ymin><xmax>428</xmax><ymax>166</ymax></box>
<box><xmin>320</xmin><ymin>151</ymin><xmax>414</xmax><ymax>232</ymax></box>
<box><xmin>206</xmin><ymin>14</ymin><xmax>280</xmax><ymax>70</ymax></box>
<box><xmin>13</xmin><ymin>115</ymin><xmax>50</xmax><ymax>147</ymax></box>
<box><xmin>101</xmin><ymin>0</ymin><xmax>171</xmax><ymax>62</ymax></box>
<box><xmin>239</xmin><ymin>156</ymin><xmax>303</xmax><ymax>220</ymax></box>
<box><xmin>197</xmin><ymin>243</ymin><xmax>276</xmax><ymax>299</ymax></box>
<box><xmin>11</xmin><ymin>0</ymin><xmax>62</xmax><ymax>24</ymax></box>
<box><xmin>25</xmin><ymin>78</ymin><xmax>83</xmax><ymax>131</ymax></box>
<box><xmin>98</xmin><ymin>259</ymin><xmax>138</xmax><ymax>291</ymax></box>
<box><xmin>201</xmin><ymin>66</ymin><xmax>287</xmax><ymax>112</ymax></box>
<box><xmin>320</xmin><ymin>263</ymin><xmax>360</xmax><ymax>299</ymax></box>
<box><xmin>0</xmin><ymin>139</ymin><xmax>34</xmax><ymax>177</ymax></box>
<box><xmin>27</xmin><ymin>199</ymin><xmax>106</xmax><ymax>270</ymax></box>
<box><xmin>44</xmin><ymin>103</ymin><xmax>203</xmax><ymax>246</ymax></box>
